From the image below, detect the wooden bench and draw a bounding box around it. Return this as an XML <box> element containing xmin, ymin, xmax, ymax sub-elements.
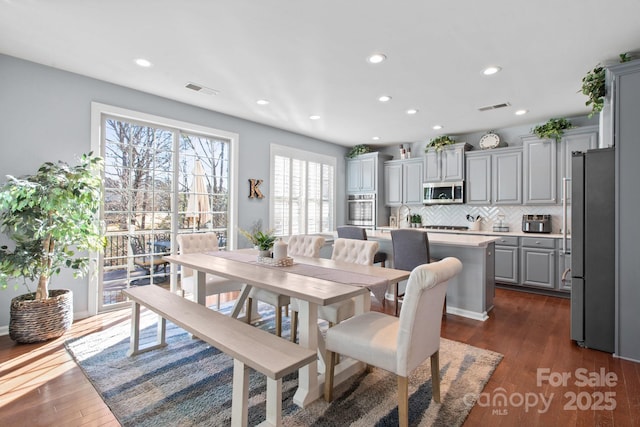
<box><xmin>122</xmin><ymin>285</ymin><xmax>316</xmax><ymax>427</ymax></box>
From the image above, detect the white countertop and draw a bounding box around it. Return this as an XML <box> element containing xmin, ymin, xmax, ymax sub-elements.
<box><xmin>376</xmin><ymin>226</ymin><xmax>566</xmax><ymax>239</ymax></box>
<box><xmin>367</xmin><ymin>229</ymin><xmax>498</xmax><ymax>248</ymax></box>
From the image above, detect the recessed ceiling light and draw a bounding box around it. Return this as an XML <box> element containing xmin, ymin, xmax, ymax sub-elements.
<box><xmin>515</xmin><ymin>109</ymin><xmax>528</xmax><ymax>115</ymax></box>
<box><xmin>309</xmin><ymin>115</ymin><xmax>321</xmax><ymax>120</ymax></box>
<box><xmin>432</xmin><ymin>125</ymin><xmax>443</xmax><ymax>130</ymax></box>
<box><xmin>367</xmin><ymin>53</ymin><xmax>387</xmax><ymax>64</ymax></box>
<box><xmin>378</xmin><ymin>95</ymin><xmax>392</xmax><ymax>102</ymax></box>
<box><xmin>372</xmin><ymin>136</ymin><xmax>380</xmax><ymax>141</ymax></box>
<box><xmin>483</xmin><ymin>66</ymin><xmax>501</xmax><ymax>75</ymax></box>
<box><xmin>406</xmin><ymin>109</ymin><xmax>418</xmax><ymax>115</ymax></box>
<box><xmin>256</xmin><ymin>99</ymin><xmax>270</xmax><ymax>105</ymax></box>
<box><xmin>134</xmin><ymin>58</ymin><xmax>152</xmax><ymax>68</ymax></box>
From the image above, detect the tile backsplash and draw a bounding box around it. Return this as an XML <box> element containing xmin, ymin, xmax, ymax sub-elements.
<box><xmin>393</xmin><ymin>204</ymin><xmax>568</xmax><ymax>234</ymax></box>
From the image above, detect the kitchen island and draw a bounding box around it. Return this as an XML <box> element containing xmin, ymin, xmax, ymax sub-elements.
<box><xmin>367</xmin><ymin>229</ymin><xmax>497</xmax><ymax>321</ymax></box>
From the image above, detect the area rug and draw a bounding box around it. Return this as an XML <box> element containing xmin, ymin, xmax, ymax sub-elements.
<box><xmin>65</xmin><ymin>304</ymin><xmax>502</xmax><ymax>426</ymax></box>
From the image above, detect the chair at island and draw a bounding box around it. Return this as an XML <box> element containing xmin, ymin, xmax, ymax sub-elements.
<box><xmin>390</xmin><ymin>228</ymin><xmax>433</xmax><ymax>316</ymax></box>
<box><xmin>324</xmin><ymin>257</ymin><xmax>463</xmax><ymax>427</ymax></box>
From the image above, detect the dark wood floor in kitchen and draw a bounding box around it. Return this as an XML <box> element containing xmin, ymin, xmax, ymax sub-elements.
<box><xmin>1</xmin><ymin>288</ymin><xmax>638</xmax><ymax>426</ymax></box>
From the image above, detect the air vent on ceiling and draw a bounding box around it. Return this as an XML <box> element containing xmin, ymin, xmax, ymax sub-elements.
<box><xmin>478</xmin><ymin>102</ymin><xmax>511</xmax><ymax>112</ymax></box>
<box><xmin>185</xmin><ymin>82</ymin><xmax>219</xmax><ymax>96</ymax></box>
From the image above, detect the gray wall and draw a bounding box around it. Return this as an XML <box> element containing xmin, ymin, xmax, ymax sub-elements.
<box><xmin>0</xmin><ymin>54</ymin><xmax>348</xmax><ymax>328</ymax></box>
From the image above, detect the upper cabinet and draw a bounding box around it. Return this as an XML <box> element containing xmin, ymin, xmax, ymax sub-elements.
<box><xmin>424</xmin><ymin>142</ymin><xmax>471</xmax><ymax>182</ymax></box>
<box><xmin>522</xmin><ymin>136</ymin><xmax>557</xmax><ymax>204</ymax></box>
<box><xmin>558</xmin><ymin>127</ymin><xmax>598</xmax><ymax>202</ymax></box>
<box><xmin>384</xmin><ymin>157</ymin><xmax>424</xmax><ymax>206</ymax></box>
<box><xmin>346</xmin><ymin>152</ymin><xmax>378</xmax><ymax>193</ymax></box>
<box><xmin>465</xmin><ymin>147</ymin><xmax>522</xmax><ymax>205</ymax></box>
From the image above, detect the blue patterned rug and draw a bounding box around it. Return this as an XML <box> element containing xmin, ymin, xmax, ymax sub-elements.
<box><xmin>65</xmin><ymin>302</ymin><xmax>502</xmax><ymax>426</ymax></box>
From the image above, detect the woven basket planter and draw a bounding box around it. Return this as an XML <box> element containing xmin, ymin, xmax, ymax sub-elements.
<box><xmin>9</xmin><ymin>289</ymin><xmax>73</xmax><ymax>343</ymax></box>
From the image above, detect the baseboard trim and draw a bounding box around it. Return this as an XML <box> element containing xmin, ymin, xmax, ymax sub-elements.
<box><xmin>445</xmin><ymin>306</ymin><xmax>488</xmax><ymax>322</ymax></box>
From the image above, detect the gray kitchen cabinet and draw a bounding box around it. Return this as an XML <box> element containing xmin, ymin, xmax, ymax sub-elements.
<box><xmin>522</xmin><ymin>136</ymin><xmax>557</xmax><ymax>204</ymax></box>
<box><xmin>465</xmin><ymin>147</ymin><xmax>522</xmax><ymax>205</ymax></box>
<box><xmin>607</xmin><ymin>60</ymin><xmax>640</xmax><ymax>360</ymax></box>
<box><xmin>424</xmin><ymin>142</ymin><xmax>471</xmax><ymax>182</ymax></box>
<box><xmin>384</xmin><ymin>162</ymin><xmax>403</xmax><ymax>206</ymax></box>
<box><xmin>493</xmin><ymin>149</ymin><xmax>523</xmax><ymax>205</ymax></box>
<box><xmin>494</xmin><ymin>236</ymin><xmax>519</xmax><ymax>284</ymax></box>
<box><xmin>346</xmin><ymin>152</ymin><xmax>378</xmax><ymax>193</ymax></box>
<box><xmin>520</xmin><ymin>237</ymin><xmax>556</xmax><ymax>289</ymax></box>
<box><xmin>558</xmin><ymin>127</ymin><xmax>598</xmax><ymax>203</ymax></box>
<box><xmin>384</xmin><ymin>157</ymin><xmax>423</xmax><ymax>206</ymax></box>
<box><xmin>465</xmin><ymin>153</ymin><xmax>491</xmax><ymax>204</ymax></box>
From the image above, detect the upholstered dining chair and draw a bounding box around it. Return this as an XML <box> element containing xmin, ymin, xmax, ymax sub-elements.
<box><xmin>336</xmin><ymin>225</ymin><xmax>387</xmax><ymax>267</ymax></box>
<box><xmin>391</xmin><ymin>228</ymin><xmax>433</xmax><ymax>316</ymax></box>
<box><xmin>247</xmin><ymin>235</ymin><xmax>326</xmax><ymax>338</ymax></box>
<box><xmin>324</xmin><ymin>257</ymin><xmax>463</xmax><ymax>427</ymax></box>
<box><xmin>290</xmin><ymin>237</ymin><xmax>379</xmax><ymax>342</ymax></box>
<box><xmin>176</xmin><ymin>233</ymin><xmax>243</xmax><ymax>309</ymax></box>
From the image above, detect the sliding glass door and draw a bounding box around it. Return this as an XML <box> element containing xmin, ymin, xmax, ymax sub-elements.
<box><xmin>97</xmin><ymin>110</ymin><xmax>233</xmax><ymax>311</ymax></box>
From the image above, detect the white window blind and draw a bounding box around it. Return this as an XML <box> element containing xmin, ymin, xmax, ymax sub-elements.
<box><xmin>271</xmin><ymin>144</ymin><xmax>335</xmax><ymax>236</ymax></box>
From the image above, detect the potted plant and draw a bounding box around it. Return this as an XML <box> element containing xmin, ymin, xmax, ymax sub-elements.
<box><xmin>346</xmin><ymin>144</ymin><xmax>371</xmax><ymax>158</ymax></box>
<box><xmin>410</xmin><ymin>214</ymin><xmax>422</xmax><ymax>227</ymax></box>
<box><xmin>425</xmin><ymin>135</ymin><xmax>456</xmax><ymax>152</ymax></box>
<box><xmin>0</xmin><ymin>153</ymin><xmax>105</xmax><ymax>343</ymax></box>
<box><xmin>531</xmin><ymin>118</ymin><xmax>574</xmax><ymax>141</ymax></box>
<box><xmin>238</xmin><ymin>221</ymin><xmax>276</xmax><ymax>258</ymax></box>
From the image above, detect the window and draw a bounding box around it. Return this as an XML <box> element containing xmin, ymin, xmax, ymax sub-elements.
<box><xmin>91</xmin><ymin>103</ymin><xmax>238</xmax><ymax>313</ymax></box>
<box><xmin>270</xmin><ymin>144</ymin><xmax>335</xmax><ymax>235</ymax></box>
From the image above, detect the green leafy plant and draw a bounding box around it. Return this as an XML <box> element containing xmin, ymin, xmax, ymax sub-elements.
<box><xmin>410</xmin><ymin>214</ymin><xmax>422</xmax><ymax>224</ymax></box>
<box><xmin>425</xmin><ymin>135</ymin><xmax>456</xmax><ymax>152</ymax></box>
<box><xmin>0</xmin><ymin>153</ymin><xmax>106</xmax><ymax>300</ymax></box>
<box><xmin>580</xmin><ymin>65</ymin><xmax>606</xmax><ymax>118</ymax></box>
<box><xmin>531</xmin><ymin>118</ymin><xmax>574</xmax><ymax>141</ymax></box>
<box><xmin>580</xmin><ymin>52</ymin><xmax>633</xmax><ymax>118</ymax></box>
<box><xmin>238</xmin><ymin>221</ymin><xmax>276</xmax><ymax>250</ymax></box>
<box><xmin>346</xmin><ymin>144</ymin><xmax>371</xmax><ymax>158</ymax></box>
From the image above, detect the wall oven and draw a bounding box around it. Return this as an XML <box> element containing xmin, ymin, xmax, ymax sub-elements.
<box><xmin>347</xmin><ymin>194</ymin><xmax>376</xmax><ymax>227</ymax></box>
<box><xmin>422</xmin><ymin>181</ymin><xmax>464</xmax><ymax>204</ymax></box>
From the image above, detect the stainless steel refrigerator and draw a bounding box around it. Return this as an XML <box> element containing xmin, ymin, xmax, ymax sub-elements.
<box><xmin>570</xmin><ymin>147</ymin><xmax>615</xmax><ymax>353</ymax></box>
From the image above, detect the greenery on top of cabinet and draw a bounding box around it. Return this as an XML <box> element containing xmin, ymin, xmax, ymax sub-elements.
<box><xmin>425</xmin><ymin>135</ymin><xmax>456</xmax><ymax>152</ymax></box>
<box><xmin>531</xmin><ymin>118</ymin><xmax>575</xmax><ymax>141</ymax></box>
<box><xmin>580</xmin><ymin>52</ymin><xmax>633</xmax><ymax>118</ymax></box>
<box><xmin>346</xmin><ymin>144</ymin><xmax>371</xmax><ymax>158</ymax></box>
<box><xmin>531</xmin><ymin>118</ymin><xmax>574</xmax><ymax>141</ymax></box>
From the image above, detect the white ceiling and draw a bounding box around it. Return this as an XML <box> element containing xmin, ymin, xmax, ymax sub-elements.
<box><xmin>1</xmin><ymin>0</ymin><xmax>639</xmax><ymax>147</ymax></box>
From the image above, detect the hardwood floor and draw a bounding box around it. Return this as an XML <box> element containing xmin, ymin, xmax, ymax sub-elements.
<box><xmin>1</xmin><ymin>288</ymin><xmax>638</xmax><ymax>426</ymax></box>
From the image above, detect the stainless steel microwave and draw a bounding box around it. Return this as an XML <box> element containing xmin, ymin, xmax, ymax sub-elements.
<box><xmin>423</xmin><ymin>181</ymin><xmax>464</xmax><ymax>204</ymax></box>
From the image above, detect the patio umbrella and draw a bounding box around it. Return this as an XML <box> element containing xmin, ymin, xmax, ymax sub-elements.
<box><xmin>186</xmin><ymin>159</ymin><xmax>212</xmax><ymax>229</ymax></box>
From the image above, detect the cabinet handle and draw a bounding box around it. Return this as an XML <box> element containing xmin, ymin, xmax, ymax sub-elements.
<box><xmin>535</xmin><ymin>241</ymin><xmax>540</xmax><ymax>244</ymax></box>
<box><xmin>561</xmin><ymin>268</ymin><xmax>571</xmax><ymax>283</ymax></box>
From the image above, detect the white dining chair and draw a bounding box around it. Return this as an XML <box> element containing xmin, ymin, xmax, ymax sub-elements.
<box><xmin>290</xmin><ymin>238</ymin><xmax>379</xmax><ymax>342</ymax></box>
<box><xmin>247</xmin><ymin>235</ymin><xmax>325</xmax><ymax>337</ymax></box>
<box><xmin>323</xmin><ymin>257</ymin><xmax>463</xmax><ymax>427</ymax></box>
<box><xmin>176</xmin><ymin>233</ymin><xmax>243</xmax><ymax>309</ymax></box>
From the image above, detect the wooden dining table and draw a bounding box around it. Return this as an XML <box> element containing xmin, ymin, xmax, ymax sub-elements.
<box><xmin>163</xmin><ymin>249</ymin><xmax>410</xmax><ymax>407</ymax></box>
